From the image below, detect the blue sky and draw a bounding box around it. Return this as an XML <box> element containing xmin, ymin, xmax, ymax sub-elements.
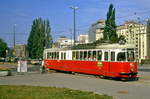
<box><xmin>0</xmin><ymin>0</ymin><xmax>150</xmax><ymax>47</ymax></box>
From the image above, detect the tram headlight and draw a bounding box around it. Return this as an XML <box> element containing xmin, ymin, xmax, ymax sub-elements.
<box><xmin>130</xmin><ymin>63</ymin><xmax>134</xmax><ymax>72</ymax></box>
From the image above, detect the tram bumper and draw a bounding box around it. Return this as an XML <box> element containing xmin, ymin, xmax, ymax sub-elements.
<box><xmin>120</xmin><ymin>72</ymin><xmax>138</xmax><ymax>78</ymax></box>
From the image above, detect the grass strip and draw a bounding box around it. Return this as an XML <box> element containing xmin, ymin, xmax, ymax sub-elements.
<box><xmin>0</xmin><ymin>85</ymin><xmax>113</xmax><ymax>99</ymax></box>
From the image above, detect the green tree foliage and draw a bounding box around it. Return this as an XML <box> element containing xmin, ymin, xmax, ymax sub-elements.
<box><xmin>118</xmin><ymin>35</ymin><xmax>126</xmax><ymax>44</ymax></box>
<box><xmin>27</xmin><ymin>18</ymin><xmax>53</xmax><ymax>59</ymax></box>
<box><xmin>0</xmin><ymin>38</ymin><xmax>8</xmax><ymax>57</ymax></box>
<box><xmin>44</xmin><ymin>20</ymin><xmax>53</xmax><ymax>48</ymax></box>
<box><xmin>103</xmin><ymin>4</ymin><xmax>118</xmax><ymax>43</ymax></box>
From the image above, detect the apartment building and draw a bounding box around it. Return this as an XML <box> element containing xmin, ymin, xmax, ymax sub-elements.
<box><xmin>117</xmin><ymin>21</ymin><xmax>148</xmax><ymax>61</ymax></box>
<box><xmin>88</xmin><ymin>19</ymin><xmax>150</xmax><ymax>61</ymax></box>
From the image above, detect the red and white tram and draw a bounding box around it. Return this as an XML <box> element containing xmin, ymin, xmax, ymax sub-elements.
<box><xmin>42</xmin><ymin>44</ymin><xmax>138</xmax><ymax>79</ymax></box>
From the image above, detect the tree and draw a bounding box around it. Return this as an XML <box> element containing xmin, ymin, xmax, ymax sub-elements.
<box><xmin>27</xmin><ymin>18</ymin><xmax>53</xmax><ymax>59</ymax></box>
<box><xmin>103</xmin><ymin>4</ymin><xmax>118</xmax><ymax>43</ymax></box>
<box><xmin>44</xmin><ymin>20</ymin><xmax>53</xmax><ymax>48</ymax></box>
<box><xmin>0</xmin><ymin>38</ymin><xmax>8</xmax><ymax>58</ymax></box>
<box><xmin>118</xmin><ymin>35</ymin><xmax>126</xmax><ymax>44</ymax></box>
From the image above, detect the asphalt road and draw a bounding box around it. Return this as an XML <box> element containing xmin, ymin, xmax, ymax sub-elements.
<box><xmin>0</xmin><ymin>63</ymin><xmax>150</xmax><ymax>99</ymax></box>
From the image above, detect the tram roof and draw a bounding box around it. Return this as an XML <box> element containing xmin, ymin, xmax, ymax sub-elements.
<box><xmin>96</xmin><ymin>44</ymin><xmax>135</xmax><ymax>49</ymax></box>
<box><xmin>44</xmin><ymin>44</ymin><xmax>135</xmax><ymax>52</ymax></box>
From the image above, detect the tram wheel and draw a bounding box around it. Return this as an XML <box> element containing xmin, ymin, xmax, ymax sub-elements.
<box><xmin>99</xmin><ymin>75</ymin><xmax>107</xmax><ymax>79</ymax></box>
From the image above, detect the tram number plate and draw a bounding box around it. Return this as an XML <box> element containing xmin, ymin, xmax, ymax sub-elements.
<box><xmin>97</xmin><ymin>62</ymin><xmax>103</xmax><ymax>68</ymax></box>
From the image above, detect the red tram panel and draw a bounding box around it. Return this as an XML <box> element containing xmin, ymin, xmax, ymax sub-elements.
<box><xmin>44</xmin><ymin>59</ymin><xmax>137</xmax><ymax>78</ymax></box>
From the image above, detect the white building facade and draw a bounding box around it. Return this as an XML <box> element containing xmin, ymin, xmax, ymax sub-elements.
<box><xmin>77</xmin><ymin>34</ymin><xmax>89</xmax><ymax>44</ymax></box>
<box><xmin>88</xmin><ymin>20</ymin><xmax>150</xmax><ymax>62</ymax></box>
<box><xmin>56</xmin><ymin>36</ymin><xmax>74</xmax><ymax>48</ymax></box>
<box><xmin>88</xmin><ymin>20</ymin><xmax>105</xmax><ymax>43</ymax></box>
<box><xmin>117</xmin><ymin>21</ymin><xmax>148</xmax><ymax>61</ymax></box>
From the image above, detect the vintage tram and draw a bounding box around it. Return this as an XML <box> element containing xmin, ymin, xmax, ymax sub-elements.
<box><xmin>42</xmin><ymin>44</ymin><xmax>138</xmax><ymax>79</ymax></box>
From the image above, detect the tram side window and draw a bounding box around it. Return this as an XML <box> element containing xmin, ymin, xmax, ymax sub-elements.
<box><xmin>76</xmin><ymin>51</ymin><xmax>79</xmax><ymax>60</ymax></box>
<box><xmin>127</xmin><ymin>51</ymin><xmax>135</xmax><ymax>61</ymax></box>
<box><xmin>48</xmin><ymin>52</ymin><xmax>51</xmax><ymax>59</ymax></box>
<box><xmin>111</xmin><ymin>52</ymin><xmax>115</xmax><ymax>61</ymax></box>
<box><xmin>57</xmin><ymin>52</ymin><xmax>59</xmax><ymax>59</ymax></box>
<box><xmin>73</xmin><ymin>51</ymin><xmax>76</xmax><ymax>60</ymax></box>
<box><xmin>93</xmin><ymin>51</ymin><xmax>96</xmax><ymax>60</ymax></box>
<box><xmin>84</xmin><ymin>51</ymin><xmax>88</xmax><ymax>60</ymax></box>
<box><xmin>117</xmin><ymin>52</ymin><xmax>126</xmax><ymax>61</ymax></box>
<box><xmin>50</xmin><ymin>52</ymin><xmax>52</xmax><ymax>59</ymax></box>
<box><xmin>88</xmin><ymin>51</ymin><xmax>92</xmax><ymax>60</ymax></box>
<box><xmin>54</xmin><ymin>52</ymin><xmax>56</xmax><ymax>59</ymax></box>
<box><xmin>97</xmin><ymin>51</ymin><xmax>102</xmax><ymax>61</ymax></box>
<box><xmin>104</xmin><ymin>52</ymin><xmax>108</xmax><ymax>61</ymax></box>
<box><xmin>61</xmin><ymin>52</ymin><xmax>64</xmax><ymax>60</ymax></box>
<box><xmin>80</xmin><ymin>51</ymin><xmax>84</xmax><ymax>60</ymax></box>
<box><xmin>47</xmin><ymin>52</ymin><xmax>49</xmax><ymax>59</ymax></box>
<box><xmin>64</xmin><ymin>52</ymin><xmax>66</xmax><ymax>60</ymax></box>
<box><xmin>44</xmin><ymin>53</ymin><xmax>46</xmax><ymax>59</ymax></box>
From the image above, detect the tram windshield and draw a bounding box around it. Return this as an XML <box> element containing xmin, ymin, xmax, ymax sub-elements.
<box><xmin>117</xmin><ymin>49</ymin><xmax>135</xmax><ymax>62</ymax></box>
<box><xmin>127</xmin><ymin>50</ymin><xmax>135</xmax><ymax>61</ymax></box>
<box><xmin>117</xmin><ymin>52</ymin><xmax>126</xmax><ymax>61</ymax></box>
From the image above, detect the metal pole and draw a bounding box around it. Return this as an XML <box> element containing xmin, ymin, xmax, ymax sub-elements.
<box><xmin>73</xmin><ymin>9</ymin><xmax>76</xmax><ymax>46</ymax></box>
<box><xmin>137</xmin><ymin>17</ymin><xmax>141</xmax><ymax>63</ymax></box>
<box><xmin>13</xmin><ymin>24</ymin><xmax>16</xmax><ymax>48</ymax></box>
<box><xmin>70</xmin><ymin>6</ymin><xmax>78</xmax><ymax>46</ymax></box>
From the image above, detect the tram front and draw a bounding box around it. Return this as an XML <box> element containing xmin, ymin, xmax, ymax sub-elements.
<box><xmin>117</xmin><ymin>48</ymin><xmax>138</xmax><ymax>79</ymax></box>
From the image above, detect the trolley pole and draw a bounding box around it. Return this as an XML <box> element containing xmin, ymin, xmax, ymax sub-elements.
<box><xmin>70</xmin><ymin>6</ymin><xmax>79</xmax><ymax>46</ymax></box>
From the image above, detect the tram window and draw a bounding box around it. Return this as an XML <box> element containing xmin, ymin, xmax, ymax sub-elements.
<box><xmin>46</xmin><ymin>52</ymin><xmax>49</xmax><ymax>59</ymax></box>
<box><xmin>88</xmin><ymin>51</ymin><xmax>92</xmax><ymax>60</ymax></box>
<box><xmin>54</xmin><ymin>52</ymin><xmax>56</xmax><ymax>59</ymax></box>
<box><xmin>93</xmin><ymin>51</ymin><xmax>96</xmax><ymax>60</ymax></box>
<box><xmin>104</xmin><ymin>52</ymin><xmax>108</xmax><ymax>61</ymax></box>
<box><xmin>53</xmin><ymin>52</ymin><xmax>55</xmax><ymax>59</ymax></box>
<box><xmin>111</xmin><ymin>52</ymin><xmax>115</xmax><ymax>61</ymax></box>
<box><xmin>117</xmin><ymin>52</ymin><xmax>126</xmax><ymax>61</ymax></box>
<box><xmin>44</xmin><ymin>53</ymin><xmax>46</xmax><ymax>59</ymax></box>
<box><xmin>48</xmin><ymin>52</ymin><xmax>50</xmax><ymax>59</ymax></box>
<box><xmin>57</xmin><ymin>52</ymin><xmax>59</xmax><ymax>59</ymax></box>
<box><xmin>52</xmin><ymin>52</ymin><xmax>54</xmax><ymax>59</ymax></box>
<box><xmin>73</xmin><ymin>51</ymin><xmax>76</xmax><ymax>60</ymax></box>
<box><xmin>80</xmin><ymin>51</ymin><xmax>84</xmax><ymax>60</ymax></box>
<box><xmin>127</xmin><ymin>51</ymin><xmax>135</xmax><ymax>61</ymax></box>
<box><xmin>97</xmin><ymin>51</ymin><xmax>102</xmax><ymax>61</ymax></box>
<box><xmin>64</xmin><ymin>52</ymin><xmax>66</xmax><ymax>60</ymax></box>
<box><xmin>51</xmin><ymin>52</ymin><xmax>54</xmax><ymax>59</ymax></box>
<box><xmin>61</xmin><ymin>52</ymin><xmax>63</xmax><ymax>60</ymax></box>
<box><xmin>84</xmin><ymin>51</ymin><xmax>88</xmax><ymax>60</ymax></box>
<box><xmin>76</xmin><ymin>51</ymin><xmax>79</xmax><ymax>60</ymax></box>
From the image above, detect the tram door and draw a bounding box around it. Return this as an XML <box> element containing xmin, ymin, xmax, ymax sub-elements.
<box><xmin>103</xmin><ymin>51</ymin><xmax>110</xmax><ymax>74</ymax></box>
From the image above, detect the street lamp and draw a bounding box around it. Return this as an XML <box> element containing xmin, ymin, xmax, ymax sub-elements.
<box><xmin>13</xmin><ymin>24</ymin><xmax>16</xmax><ymax>48</ymax></box>
<box><xmin>137</xmin><ymin>17</ymin><xmax>141</xmax><ymax>63</ymax></box>
<box><xmin>70</xmin><ymin>6</ymin><xmax>79</xmax><ymax>46</ymax></box>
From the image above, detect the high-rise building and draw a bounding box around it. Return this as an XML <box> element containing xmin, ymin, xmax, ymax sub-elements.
<box><xmin>88</xmin><ymin>19</ymin><xmax>150</xmax><ymax>62</ymax></box>
<box><xmin>88</xmin><ymin>20</ymin><xmax>105</xmax><ymax>43</ymax></box>
<box><xmin>117</xmin><ymin>21</ymin><xmax>148</xmax><ymax>62</ymax></box>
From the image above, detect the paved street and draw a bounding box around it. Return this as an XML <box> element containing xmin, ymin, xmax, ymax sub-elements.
<box><xmin>0</xmin><ymin>63</ymin><xmax>150</xmax><ymax>99</ymax></box>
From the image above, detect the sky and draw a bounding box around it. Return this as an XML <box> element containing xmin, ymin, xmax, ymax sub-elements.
<box><xmin>0</xmin><ymin>0</ymin><xmax>150</xmax><ymax>47</ymax></box>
